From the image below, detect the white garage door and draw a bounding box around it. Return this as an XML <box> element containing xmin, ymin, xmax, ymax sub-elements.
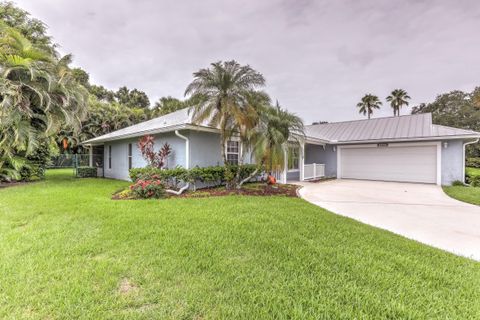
<box><xmin>339</xmin><ymin>145</ymin><xmax>438</xmax><ymax>184</ymax></box>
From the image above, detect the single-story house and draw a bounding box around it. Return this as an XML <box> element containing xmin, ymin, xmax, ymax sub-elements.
<box><xmin>83</xmin><ymin>109</ymin><xmax>480</xmax><ymax>185</ymax></box>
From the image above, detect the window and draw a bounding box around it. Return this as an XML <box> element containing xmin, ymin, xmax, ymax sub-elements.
<box><xmin>128</xmin><ymin>143</ymin><xmax>133</xmax><ymax>169</ymax></box>
<box><xmin>108</xmin><ymin>145</ymin><xmax>112</xmax><ymax>169</ymax></box>
<box><xmin>288</xmin><ymin>146</ymin><xmax>299</xmax><ymax>171</ymax></box>
<box><xmin>226</xmin><ymin>140</ymin><xmax>239</xmax><ymax>165</ymax></box>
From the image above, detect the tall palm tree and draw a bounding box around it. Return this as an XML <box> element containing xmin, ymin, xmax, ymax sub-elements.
<box><xmin>386</xmin><ymin>89</ymin><xmax>411</xmax><ymax>116</ymax></box>
<box><xmin>184</xmin><ymin>60</ymin><xmax>266</xmax><ymax>166</ymax></box>
<box><xmin>0</xmin><ymin>23</ymin><xmax>88</xmax><ymax>180</ymax></box>
<box><xmin>357</xmin><ymin>94</ymin><xmax>382</xmax><ymax>119</ymax></box>
<box><xmin>238</xmin><ymin>102</ymin><xmax>304</xmax><ymax>188</ymax></box>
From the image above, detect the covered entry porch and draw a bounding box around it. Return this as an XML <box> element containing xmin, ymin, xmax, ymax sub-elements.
<box><xmin>279</xmin><ymin>139</ymin><xmax>335</xmax><ymax>184</ymax></box>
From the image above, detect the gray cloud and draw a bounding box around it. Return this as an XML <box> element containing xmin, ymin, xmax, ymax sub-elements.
<box><xmin>14</xmin><ymin>0</ymin><xmax>480</xmax><ymax>123</ymax></box>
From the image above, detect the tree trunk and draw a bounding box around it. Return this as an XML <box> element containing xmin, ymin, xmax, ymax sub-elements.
<box><xmin>234</xmin><ymin>140</ymin><xmax>245</xmax><ymax>188</ymax></box>
<box><xmin>237</xmin><ymin>167</ymin><xmax>259</xmax><ymax>189</ymax></box>
<box><xmin>237</xmin><ymin>160</ymin><xmax>264</xmax><ymax>189</ymax></box>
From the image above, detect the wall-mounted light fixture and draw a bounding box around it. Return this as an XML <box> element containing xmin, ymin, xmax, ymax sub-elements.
<box><xmin>443</xmin><ymin>142</ymin><xmax>448</xmax><ymax>149</ymax></box>
<box><xmin>333</xmin><ymin>146</ymin><xmax>336</xmax><ymax>152</ymax></box>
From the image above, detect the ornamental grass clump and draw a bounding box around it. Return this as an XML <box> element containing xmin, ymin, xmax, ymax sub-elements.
<box><xmin>130</xmin><ymin>179</ymin><xmax>165</xmax><ymax>199</ymax></box>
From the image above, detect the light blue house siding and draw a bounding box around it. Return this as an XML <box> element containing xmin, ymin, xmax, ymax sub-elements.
<box><xmin>187</xmin><ymin>131</ymin><xmax>222</xmax><ymax>167</ymax></box>
<box><xmin>103</xmin><ymin>130</ymin><xmax>254</xmax><ymax>181</ymax></box>
<box><xmin>441</xmin><ymin>139</ymin><xmax>464</xmax><ymax>185</ymax></box>
<box><xmin>103</xmin><ymin>131</ymin><xmax>187</xmax><ymax>180</ymax></box>
<box><xmin>305</xmin><ymin>144</ymin><xmax>337</xmax><ymax>178</ymax></box>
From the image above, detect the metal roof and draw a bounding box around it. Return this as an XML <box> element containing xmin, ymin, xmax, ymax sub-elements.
<box><xmin>305</xmin><ymin>113</ymin><xmax>480</xmax><ymax>144</ymax></box>
<box><xmin>83</xmin><ymin>110</ymin><xmax>480</xmax><ymax>145</ymax></box>
<box><xmin>83</xmin><ymin>108</ymin><xmax>207</xmax><ymax>144</ymax></box>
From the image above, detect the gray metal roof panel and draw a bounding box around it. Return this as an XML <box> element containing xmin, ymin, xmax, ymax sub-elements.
<box><xmin>305</xmin><ymin>113</ymin><xmax>480</xmax><ymax>143</ymax></box>
<box><xmin>84</xmin><ymin>110</ymin><xmax>480</xmax><ymax>145</ymax></box>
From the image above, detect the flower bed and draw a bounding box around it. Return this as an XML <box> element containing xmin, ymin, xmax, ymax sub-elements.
<box><xmin>112</xmin><ymin>183</ymin><xmax>299</xmax><ymax>200</ymax></box>
<box><xmin>129</xmin><ymin>179</ymin><xmax>165</xmax><ymax>199</ymax></box>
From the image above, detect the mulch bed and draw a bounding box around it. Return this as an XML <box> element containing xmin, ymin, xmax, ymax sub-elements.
<box><xmin>112</xmin><ymin>183</ymin><xmax>300</xmax><ymax>200</ymax></box>
<box><xmin>179</xmin><ymin>183</ymin><xmax>299</xmax><ymax>198</ymax></box>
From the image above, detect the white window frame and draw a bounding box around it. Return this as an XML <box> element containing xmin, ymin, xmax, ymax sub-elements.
<box><xmin>226</xmin><ymin>139</ymin><xmax>241</xmax><ymax>165</ymax></box>
<box><xmin>287</xmin><ymin>145</ymin><xmax>300</xmax><ymax>172</ymax></box>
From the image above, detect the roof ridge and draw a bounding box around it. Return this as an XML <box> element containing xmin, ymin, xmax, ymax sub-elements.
<box><xmin>306</xmin><ymin>113</ymin><xmax>430</xmax><ymax>127</ymax></box>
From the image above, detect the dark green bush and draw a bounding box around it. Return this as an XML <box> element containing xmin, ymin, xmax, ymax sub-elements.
<box><xmin>451</xmin><ymin>180</ymin><xmax>465</xmax><ymax>186</ymax></box>
<box><xmin>129</xmin><ymin>164</ymin><xmax>262</xmax><ymax>188</ymax></box>
<box><xmin>76</xmin><ymin>166</ymin><xmax>97</xmax><ymax>178</ymax></box>
<box><xmin>18</xmin><ymin>141</ymin><xmax>52</xmax><ymax>181</ymax></box>
<box><xmin>466</xmin><ymin>157</ymin><xmax>480</xmax><ymax>168</ymax></box>
<box><xmin>471</xmin><ymin>175</ymin><xmax>480</xmax><ymax>188</ymax></box>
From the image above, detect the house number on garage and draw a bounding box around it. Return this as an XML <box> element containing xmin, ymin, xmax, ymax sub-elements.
<box><xmin>377</xmin><ymin>143</ymin><xmax>389</xmax><ymax>147</ymax></box>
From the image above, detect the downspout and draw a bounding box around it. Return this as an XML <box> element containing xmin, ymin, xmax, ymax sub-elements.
<box><xmin>166</xmin><ymin>130</ymin><xmax>190</xmax><ymax>195</ymax></box>
<box><xmin>463</xmin><ymin>138</ymin><xmax>479</xmax><ymax>183</ymax></box>
<box><xmin>174</xmin><ymin>130</ymin><xmax>189</xmax><ymax>169</ymax></box>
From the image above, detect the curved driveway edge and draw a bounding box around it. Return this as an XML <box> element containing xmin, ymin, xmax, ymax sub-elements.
<box><xmin>297</xmin><ymin>179</ymin><xmax>480</xmax><ymax>261</ymax></box>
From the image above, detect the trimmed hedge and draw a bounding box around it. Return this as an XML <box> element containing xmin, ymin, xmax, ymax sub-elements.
<box><xmin>129</xmin><ymin>164</ymin><xmax>262</xmax><ymax>189</ymax></box>
<box><xmin>76</xmin><ymin>166</ymin><xmax>97</xmax><ymax>178</ymax></box>
<box><xmin>466</xmin><ymin>157</ymin><xmax>480</xmax><ymax>168</ymax></box>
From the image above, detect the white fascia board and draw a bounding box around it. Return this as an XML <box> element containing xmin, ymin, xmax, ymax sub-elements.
<box><xmin>331</xmin><ymin>135</ymin><xmax>480</xmax><ymax>145</ymax></box>
<box><xmin>82</xmin><ymin>124</ymin><xmax>220</xmax><ymax>145</ymax></box>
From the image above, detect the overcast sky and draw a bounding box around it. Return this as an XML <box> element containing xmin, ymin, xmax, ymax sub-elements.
<box><xmin>14</xmin><ymin>0</ymin><xmax>480</xmax><ymax>122</ymax></box>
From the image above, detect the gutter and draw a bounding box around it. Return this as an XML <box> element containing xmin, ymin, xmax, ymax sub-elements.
<box><xmin>164</xmin><ymin>130</ymin><xmax>191</xmax><ymax>195</ymax></box>
<box><xmin>463</xmin><ymin>138</ymin><xmax>479</xmax><ymax>183</ymax></box>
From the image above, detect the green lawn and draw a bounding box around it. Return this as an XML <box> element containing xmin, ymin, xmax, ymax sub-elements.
<box><xmin>443</xmin><ymin>167</ymin><xmax>480</xmax><ymax>205</ymax></box>
<box><xmin>443</xmin><ymin>185</ymin><xmax>480</xmax><ymax>205</ymax></box>
<box><xmin>467</xmin><ymin>166</ymin><xmax>480</xmax><ymax>177</ymax></box>
<box><xmin>1</xmin><ymin>170</ymin><xmax>479</xmax><ymax>319</ymax></box>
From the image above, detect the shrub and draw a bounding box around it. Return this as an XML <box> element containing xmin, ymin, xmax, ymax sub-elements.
<box><xmin>19</xmin><ymin>163</ymin><xmax>45</xmax><ymax>181</ymax></box>
<box><xmin>471</xmin><ymin>175</ymin><xmax>480</xmax><ymax>188</ymax></box>
<box><xmin>76</xmin><ymin>166</ymin><xmax>97</xmax><ymax>178</ymax></box>
<box><xmin>17</xmin><ymin>140</ymin><xmax>52</xmax><ymax>181</ymax></box>
<box><xmin>137</xmin><ymin>135</ymin><xmax>171</xmax><ymax>168</ymax></box>
<box><xmin>466</xmin><ymin>157</ymin><xmax>480</xmax><ymax>168</ymax></box>
<box><xmin>130</xmin><ymin>179</ymin><xmax>165</xmax><ymax>198</ymax></box>
<box><xmin>129</xmin><ymin>164</ymin><xmax>262</xmax><ymax>189</ymax></box>
<box><xmin>451</xmin><ymin>180</ymin><xmax>465</xmax><ymax>186</ymax></box>
<box><xmin>115</xmin><ymin>188</ymin><xmax>133</xmax><ymax>199</ymax></box>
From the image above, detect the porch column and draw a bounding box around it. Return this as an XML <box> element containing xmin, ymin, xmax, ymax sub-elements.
<box><xmin>88</xmin><ymin>145</ymin><xmax>93</xmax><ymax>167</ymax></box>
<box><xmin>282</xmin><ymin>144</ymin><xmax>288</xmax><ymax>184</ymax></box>
<box><xmin>300</xmin><ymin>142</ymin><xmax>305</xmax><ymax>181</ymax></box>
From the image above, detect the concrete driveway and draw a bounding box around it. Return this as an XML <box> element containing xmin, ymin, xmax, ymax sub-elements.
<box><xmin>297</xmin><ymin>179</ymin><xmax>480</xmax><ymax>261</ymax></box>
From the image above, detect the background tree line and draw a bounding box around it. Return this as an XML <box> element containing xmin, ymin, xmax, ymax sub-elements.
<box><xmin>0</xmin><ymin>1</ymin><xmax>191</xmax><ymax>181</ymax></box>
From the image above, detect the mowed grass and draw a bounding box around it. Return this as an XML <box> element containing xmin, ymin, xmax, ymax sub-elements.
<box><xmin>443</xmin><ymin>167</ymin><xmax>480</xmax><ymax>205</ymax></box>
<box><xmin>467</xmin><ymin>166</ymin><xmax>480</xmax><ymax>177</ymax></box>
<box><xmin>0</xmin><ymin>170</ymin><xmax>479</xmax><ymax>319</ymax></box>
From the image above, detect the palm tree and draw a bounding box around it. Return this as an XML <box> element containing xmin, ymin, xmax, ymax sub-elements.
<box><xmin>357</xmin><ymin>94</ymin><xmax>382</xmax><ymax>119</ymax></box>
<box><xmin>386</xmin><ymin>89</ymin><xmax>411</xmax><ymax>116</ymax></box>
<box><xmin>0</xmin><ymin>23</ymin><xmax>88</xmax><ymax>180</ymax></box>
<box><xmin>184</xmin><ymin>60</ymin><xmax>266</xmax><ymax>166</ymax></box>
<box><xmin>238</xmin><ymin>102</ymin><xmax>304</xmax><ymax>188</ymax></box>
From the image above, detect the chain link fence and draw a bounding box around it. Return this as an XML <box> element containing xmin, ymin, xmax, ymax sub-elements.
<box><xmin>48</xmin><ymin>153</ymin><xmax>104</xmax><ymax>177</ymax></box>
